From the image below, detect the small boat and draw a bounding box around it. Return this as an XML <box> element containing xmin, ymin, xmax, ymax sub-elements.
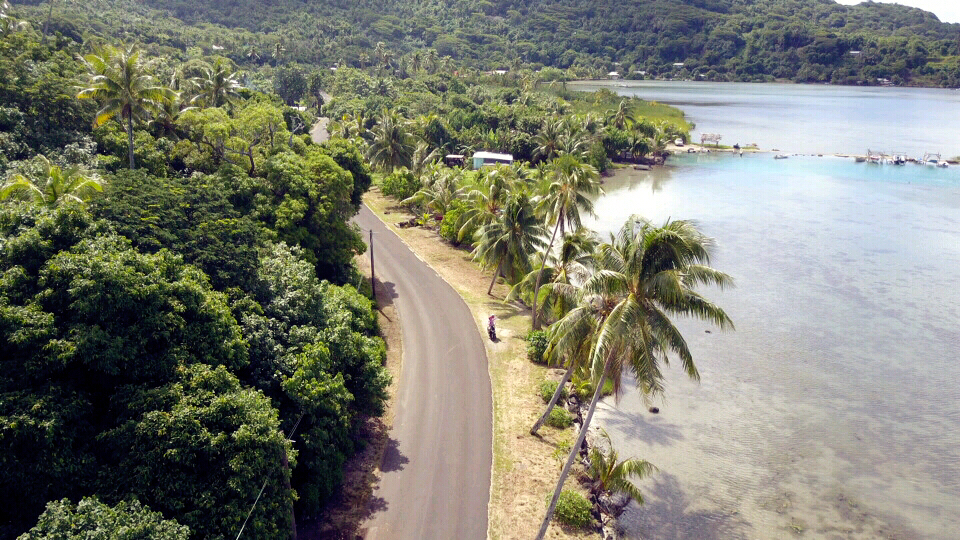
<box><xmin>774</xmin><ymin>154</ymin><xmax>789</xmax><ymax>160</ymax></box>
<box><xmin>922</xmin><ymin>152</ymin><xmax>943</xmax><ymax>167</ymax></box>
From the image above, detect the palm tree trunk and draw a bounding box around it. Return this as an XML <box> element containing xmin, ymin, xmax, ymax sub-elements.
<box><xmin>127</xmin><ymin>115</ymin><xmax>135</xmax><ymax>169</ymax></box>
<box><xmin>536</xmin><ymin>356</ymin><xmax>612</xmax><ymax>540</ymax></box>
<box><xmin>532</xmin><ymin>219</ymin><xmax>562</xmax><ymax>330</ymax></box>
<box><xmin>41</xmin><ymin>0</ymin><xmax>54</xmax><ymax>41</ymax></box>
<box><xmin>530</xmin><ymin>358</ymin><xmax>575</xmax><ymax>435</ymax></box>
<box><xmin>487</xmin><ymin>257</ymin><xmax>504</xmax><ymax>295</ymax></box>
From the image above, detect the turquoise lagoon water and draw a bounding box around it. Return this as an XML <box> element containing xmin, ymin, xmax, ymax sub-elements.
<box><xmin>587</xmin><ymin>153</ymin><xmax>960</xmax><ymax>539</ymax></box>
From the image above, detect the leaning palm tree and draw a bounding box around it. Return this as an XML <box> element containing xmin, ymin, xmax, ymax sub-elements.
<box><xmin>472</xmin><ymin>191</ymin><xmax>547</xmax><ymax>295</ymax></box>
<box><xmin>77</xmin><ymin>44</ymin><xmax>175</xmax><ymax>169</ymax></box>
<box><xmin>608</xmin><ymin>99</ymin><xmax>636</xmax><ymax>130</ymax></box>
<box><xmin>366</xmin><ymin>109</ymin><xmax>415</xmax><ymax>172</ymax></box>
<box><xmin>1</xmin><ymin>155</ymin><xmax>102</xmax><ymax>208</ymax></box>
<box><xmin>507</xmin><ymin>227</ymin><xmax>598</xmax><ymax>320</ymax></box>
<box><xmin>531</xmin><ymin>155</ymin><xmax>602</xmax><ymax>329</ymax></box>
<box><xmin>536</xmin><ymin>216</ymin><xmax>734</xmax><ymax>539</ymax></box>
<box><xmin>585</xmin><ymin>429</ymin><xmax>657</xmax><ymax>517</ymax></box>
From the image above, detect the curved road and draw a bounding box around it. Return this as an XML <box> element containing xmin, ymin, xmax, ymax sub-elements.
<box><xmin>355</xmin><ymin>206</ymin><xmax>492</xmax><ymax>539</ymax></box>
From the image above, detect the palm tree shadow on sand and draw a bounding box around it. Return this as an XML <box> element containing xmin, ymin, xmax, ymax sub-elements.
<box><xmin>619</xmin><ymin>473</ymin><xmax>751</xmax><ymax>540</ymax></box>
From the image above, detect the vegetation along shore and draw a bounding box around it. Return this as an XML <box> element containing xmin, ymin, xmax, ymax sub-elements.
<box><xmin>1</xmin><ymin>0</ymin><xmax>953</xmax><ymax>537</ymax></box>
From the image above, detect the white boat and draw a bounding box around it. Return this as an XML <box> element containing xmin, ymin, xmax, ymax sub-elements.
<box><xmin>922</xmin><ymin>152</ymin><xmax>943</xmax><ymax>167</ymax></box>
<box><xmin>774</xmin><ymin>154</ymin><xmax>789</xmax><ymax>160</ymax></box>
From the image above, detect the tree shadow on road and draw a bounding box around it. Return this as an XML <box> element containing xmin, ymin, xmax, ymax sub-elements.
<box><xmin>372</xmin><ymin>278</ymin><xmax>399</xmax><ymax>316</ymax></box>
<box><xmin>379</xmin><ymin>437</ymin><xmax>409</xmax><ymax>472</ymax></box>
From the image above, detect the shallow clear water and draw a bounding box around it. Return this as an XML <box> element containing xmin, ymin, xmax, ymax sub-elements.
<box><xmin>570</xmin><ymin>80</ymin><xmax>960</xmax><ymax>158</ymax></box>
<box><xmin>587</xmin><ymin>152</ymin><xmax>960</xmax><ymax>538</ymax></box>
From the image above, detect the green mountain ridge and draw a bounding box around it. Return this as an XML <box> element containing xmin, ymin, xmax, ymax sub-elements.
<box><xmin>13</xmin><ymin>0</ymin><xmax>960</xmax><ymax>85</ymax></box>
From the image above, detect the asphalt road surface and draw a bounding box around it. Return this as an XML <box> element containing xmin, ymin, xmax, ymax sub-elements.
<box><xmin>355</xmin><ymin>206</ymin><xmax>492</xmax><ymax>540</ymax></box>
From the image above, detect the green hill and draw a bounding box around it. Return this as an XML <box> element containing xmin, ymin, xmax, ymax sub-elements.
<box><xmin>12</xmin><ymin>0</ymin><xmax>960</xmax><ymax>85</ymax></box>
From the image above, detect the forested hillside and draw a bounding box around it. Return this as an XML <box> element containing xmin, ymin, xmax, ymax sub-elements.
<box><xmin>15</xmin><ymin>0</ymin><xmax>960</xmax><ymax>86</ymax></box>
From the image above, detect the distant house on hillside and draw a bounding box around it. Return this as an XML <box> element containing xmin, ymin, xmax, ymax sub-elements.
<box><xmin>608</xmin><ymin>71</ymin><xmax>621</xmax><ymax>79</ymax></box>
<box><xmin>472</xmin><ymin>151</ymin><xmax>513</xmax><ymax>169</ymax></box>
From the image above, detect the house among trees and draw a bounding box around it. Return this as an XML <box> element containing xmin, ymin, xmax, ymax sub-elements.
<box><xmin>472</xmin><ymin>151</ymin><xmax>514</xmax><ymax>169</ymax></box>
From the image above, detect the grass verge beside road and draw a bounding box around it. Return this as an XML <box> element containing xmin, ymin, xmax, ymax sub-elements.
<box><xmin>362</xmin><ymin>187</ymin><xmax>596</xmax><ymax>539</ymax></box>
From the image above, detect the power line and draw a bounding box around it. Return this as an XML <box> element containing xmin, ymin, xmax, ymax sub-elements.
<box><xmin>234</xmin><ymin>409</ymin><xmax>306</xmax><ymax>540</ymax></box>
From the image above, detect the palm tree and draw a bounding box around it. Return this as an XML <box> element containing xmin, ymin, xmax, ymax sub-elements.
<box><xmin>366</xmin><ymin>109</ymin><xmax>414</xmax><ymax>172</ymax></box>
<box><xmin>585</xmin><ymin>430</ymin><xmax>656</xmax><ymax>517</ymax></box>
<box><xmin>1</xmin><ymin>155</ymin><xmax>102</xmax><ymax>208</ymax></box>
<box><xmin>531</xmin><ymin>155</ymin><xmax>602</xmax><ymax>329</ymax></box>
<box><xmin>472</xmin><ymin>191</ymin><xmax>547</xmax><ymax>295</ymax></box>
<box><xmin>508</xmin><ymin>227</ymin><xmax>598</xmax><ymax>327</ymax></box>
<box><xmin>608</xmin><ymin>99</ymin><xmax>636</xmax><ymax>130</ymax></box>
<box><xmin>190</xmin><ymin>59</ymin><xmax>242</xmax><ymax>109</ymax></box>
<box><xmin>402</xmin><ymin>165</ymin><xmax>463</xmax><ymax>215</ymax></box>
<box><xmin>536</xmin><ymin>217</ymin><xmax>734</xmax><ymax>539</ymax></box>
<box><xmin>457</xmin><ymin>164</ymin><xmax>521</xmax><ymax>243</ymax></box>
<box><xmin>532</xmin><ymin>118</ymin><xmax>564</xmax><ymax>163</ymax></box>
<box><xmin>76</xmin><ymin>45</ymin><xmax>175</xmax><ymax>169</ymax></box>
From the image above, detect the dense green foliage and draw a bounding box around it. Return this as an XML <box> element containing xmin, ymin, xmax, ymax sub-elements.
<box><xmin>18</xmin><ymin>498</ymin><xmax>190</xmax><ymax>540</ymax></box>
<box><xmin>11</xmin><ymin>0</ymin><xmax>960</xmax><ymax>86</ymax></box>
<box><xmin>0</xmin><ymin>12</ymin><xmax>388</xmax><ymax>539</ymax></box>
<box><xmin>526</xmin><ymin>329</ymin><xmax>549</xmax><ymax>364</ymax></box>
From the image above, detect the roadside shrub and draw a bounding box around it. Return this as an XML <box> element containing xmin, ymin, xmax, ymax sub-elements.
<box><xmin>526</xmin><ymin>330</ymin><xmax>549</xmax><ymax>364</ymax></box>
<box><xmin>380</xmin><ymin>168</ymin><xmax>421</xmax><ymax>200</ymax></box>
<box><xmin>538</xmin><ymin>380</ymin><xmax>568</xmax><ymax>403</ymax></box>
<box><xmin>439</xmin><ymin>200</ymin><xmax>477</xmax><ymax>245</ymax></box>
<box><xmin>573</xmin><ymin>378</ymin><xmax>614</xmax><ymax>401</ymax></box>
<box><xmin>552</xmin><ymin>490</ymin><xmax>593</xmax><ymax>528</ymax></box>
<box><xmin>546</xmin><ymin>407</ymin><xmax>574</xmax><ymax>429</ymax></box>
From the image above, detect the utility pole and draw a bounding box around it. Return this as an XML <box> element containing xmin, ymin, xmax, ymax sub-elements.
<box><xmin>369</xmin><ymin>229</ymin><xmax>376</xmax><ymax>302</ymax></box>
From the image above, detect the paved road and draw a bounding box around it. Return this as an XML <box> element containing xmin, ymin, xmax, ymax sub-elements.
<box><xmin>355</xmin><ymin>206</ymin><xmax>492</xmax><ymax>540</ymax></box>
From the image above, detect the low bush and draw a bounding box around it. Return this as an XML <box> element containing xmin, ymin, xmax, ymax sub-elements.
<box><xmin>538</xmin><ymin>380</ymin><xmax>568</xmax><ymax>403</ymax></box>
<box><xmin>380</xmin><ymin>168</ymin><xmax>421</xmax><ymax>200</ymax></box>
<box><xmin>552</xmin><ymin>490</ymin><xmax>593</xmax><ymax>528</ymax></box>
<box><xmin>526</xmin><ymin>330</ymin><xmax>549</xmax><ymax>364</ymax></box>
<box><xmin>573</xmin><ymin>378</ymin><xmax>614</xmax><ymax>401</ymax></box>
<box><xmin>546</xmin><ymin>406</ymin><xmax>574</xmax><ymax>429</ymax></box>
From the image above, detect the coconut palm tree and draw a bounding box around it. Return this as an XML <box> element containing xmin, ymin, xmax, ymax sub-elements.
<box><xmin>402</xmin><ymin>165</ymin><xmax>463</xmax><ymax>215</ymax></box>
<box><xmin>531</xmin><ymin>155</ymin><xmax>602</xmax><ymax>329</ymax></box>
<box><xmin>536</xmin><ymin>217</ymin><xmax>734</xmax><ymax>539</ymax></box>
<box><xmin>1</xmin><ymin>155</ymin><xmax>102</xmax><ymax>208</ymax></box>
<box><xmin>508</xmin><ymin>226</ymin><xmax>598</xmax><ymax>328</ymax></box>
<box><xmin>366</xmin><ymin>109</ymin><xmax>414</xmax><ymax>172</ymax></box>
<box><xmin>456</xmin><ymin>164</ymin><xmax>518</xmax><ymax>242</ymax></box>
<box><xmin>190</xmin><ymin>59</ymin><xmax>242</xmax><ymax>109</ymax></box>
<box><xmin>76</xmin><ymin>44</ymin><xmax>175</xmax><ymax>169</ymax></box>
<box><xmin>585</xmin><ymin>430</ymin><xmax>656</xmax><ymax>516</ymax></box>
<box><xmin>608</xmin><ymin>99</ymin><xmax>636</xmax><ymax>130</ymax></box>
<box><xmin>533</xmin><ymin>118</ymin><xmax>565</xmax><ymax>163</ymax></box>
<box><xmin>472</xmin><ymin>191</ymin><xmax>547</xmax><ymax>295</ymax></box>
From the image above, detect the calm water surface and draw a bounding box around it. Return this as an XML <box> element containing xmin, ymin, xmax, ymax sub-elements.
<box><xmin>571</xmin><ymin>80</ymin><xmax>960</xmax><ymax>157</ymax></box>
<box><xmin>577</xmin><ymin>83</ymin><xmax>960</xmax><ymax>539</ymax></box>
